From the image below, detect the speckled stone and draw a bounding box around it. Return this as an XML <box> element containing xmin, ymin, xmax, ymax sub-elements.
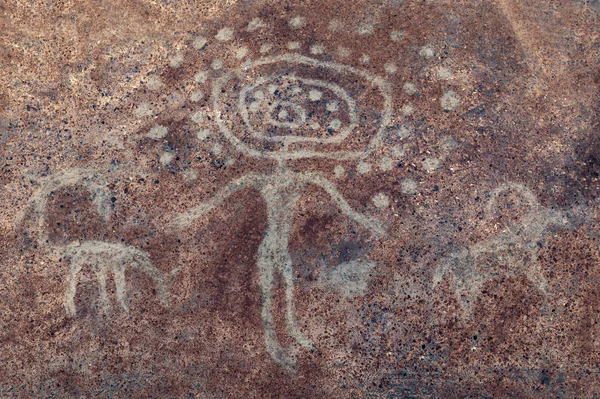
<box><xmin>1</xmin><ymin>0</ymin><xmax>600</xmax><ymax>397</ymax></box>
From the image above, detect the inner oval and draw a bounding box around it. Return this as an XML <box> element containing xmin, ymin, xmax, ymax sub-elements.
<box><xmin>239</xmin><ymin>74</ymin><xmax>357</xmax><ymax>143</ymax></box>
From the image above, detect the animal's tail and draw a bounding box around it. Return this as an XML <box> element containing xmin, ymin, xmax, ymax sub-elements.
<box><xmin>135</xmin><ymin>254</ymin><xmax>182</xmax><ymax>307</ymax></box>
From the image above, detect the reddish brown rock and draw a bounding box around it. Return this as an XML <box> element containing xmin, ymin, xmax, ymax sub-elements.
<box><xmin>1</xmin><ymin>0</ymin><xmax>600</xmax><ymax>397</ymax></box>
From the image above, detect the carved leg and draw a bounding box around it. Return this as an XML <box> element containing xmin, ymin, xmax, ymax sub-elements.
<box><xmin>113</xmin><ymin>263</ymin><xmax>129</xmax><ymax>313</ymax></box>
<box><xmin>64</xmin><ymin>259</ymin><xmax>83</xmax><ymax>317</ymax></box>
<box><xmin>526</xmin><ymin>250</ymin><xmax>548</xmax><ymax>293</ymax></box>
<box><xmin>282</xmin><ymin>253</ymin><xmax>313</xmax><ymax>349</ymax></box>
<box><xmin>257</xmin><ymin>237</ymin><xmax>295</xmax><ymax>367</ymax></box>
<box><xmin>139</xmin><ymin>262</ymin><xmax>170</xmax><ymax>307</ymax></box>
<box><xmin>94</xmin><ymin>264</ymin><xmax>111</xmax><ymax>313</ymax></box>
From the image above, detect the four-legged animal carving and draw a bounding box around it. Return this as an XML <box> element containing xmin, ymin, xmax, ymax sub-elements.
<box><xmin>433</xmin><ymin>183</ymin><xmax>568</xmax><ymax>318</ymax></box>
<box><xmin>63</xmin><ymin>241</ymin><xmax>176</xmax><ymax>316</ymax></box>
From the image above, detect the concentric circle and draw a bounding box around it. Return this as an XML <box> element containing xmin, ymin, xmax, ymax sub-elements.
<box><xmin>212</xmin><ymin>53</ymin><xmax>393</xmax><ymax>161</ymax></box>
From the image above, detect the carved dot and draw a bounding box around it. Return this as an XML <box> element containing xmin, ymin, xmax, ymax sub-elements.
<box><xmin>247</xmin><ymin>18</ymin><xmax>266</xmax><ymax>32</ymax></box>
<box><xmin>195</xmin><ymin>71</ymin><xmax>209</xmax><ymax>83</ymax></box>
<box><xmin>146</xmin><ymin>77</ymin><xmax>163</xmax><ymax>91</ymax></box>
<box><xmin>441</xmin><ymin>91</ymin><xmax>460</xmax><ymax>111</ymax></box>
<box><xmin>328</xmin><ymin>19</ymin><xmax>344</xmax><ymax>32</ymax></box>
<box><xmin>403</xmin><ymin>83</ymin><xmax>417</xmax><ymax>95</ymax></box>
<box><xmin>401</xmin><ymin>104</ymin><xmax>415</xmax><ymax>116</ymax></box>
<box><xmin>360</xmin><ymin>54</ymin><xmax>371</xmax><ymax>64</ymax></box>
<box><xmin>289</xmin><ymin>16</ymin><xmax>306</xmax><ymax>29</ymax></box>
<box><xmin>384</xmin><ymin>62</ymin><xmax>397</xmax><ymax>74</ymax></box>
<box><xmin>437</xmin><ymin>67</ymin><xmax>453</xmax><ymax>80</ymax></box>
<box><xmin>420</xmin><ymin>45</ymin><xmax>435</xmax><ymax>58</ymax></box>
<box><xmin>337</xmin><ymin>47</ymin><xmax>351</xmax><ymax>58</ymax></box>
<box><xmin>310</xmin><ymin>44</ymin><xmax>325</xmax><ymax>55</ymax></box>
<box><xmin>160</xmin><ymin>152</ymin><xmax>175</xmax><ymax>165</ymax></box>
<box><xmin>396</xmin><ymin>125</ymin><xmax>413</xmax><ymax>139</ymax></box>
<box><xmin>422</xmin><ymin>158</ymin><xmax>441</xmax><ymax>172</ymax></box>
<box><xmin>211</xmin><ymin>58</ymin><xmax>224</xmax><ymax>70</ymax></box>
<box><xmin>287</xmin><ymin>41</ymin><xmax>301</xmax><ymax>50</ymax></box>
<box><xmin>334</xmin><ymin>165</ymin><xmax>345</xmax><ymax>178</ymax></box>
<box><xmin>190</xmin><ymin>91</ymin><xmax>204</xmax><ymax>102</ymax></box>
<box><xmin>196</xmin><ymin>129</ymin><xmax>210</xmax><ymax>140</ymax></box>
<box><xmin>135</xmin><ymin>102</ymin><xmax>153</xmax><ymax>117</ymax></box>
<box><xmin>167</xmin><ymin>92</ymin><xmax>184</xmax><ymax>105</ymax></box>
<box><xmin>380</xmin><ymin>157</ymin><xmax>393</xmax><ymax>171</ymax></box>
<box><xmin>216</xmin><ymin>27</ymin><xmax>234</xmax><ymax>41</ymax></box>
<box><xmin>401</xmin><ymin>179</ymin><xmax>417</xmax><ymax>194</ymax></box>
<box><xmin>357</xmin><ymin>162</ymin><xmax>372</xmax><ymax>175</ymax></box>
<box><xmin>441</xmin><ymin>135</ymin><xmax>458</xmax><ymax>150</ymax></box>
<box><xmin>390</xmin><ymin>30</ymin><xmax>404</xmax><ymax>41</ymax></box>
<box><xmin>357</xmin><ymin>23</ymin><xmax>374</xmax><ymax>35</ymax></box>
<box><xmin>236</xmin><ymin>47</ymin><xmax>249</xmax><ymax>59</ymax></box>
<box><xmin>309</xmin><ymin>90</ymin><xmax>323</xmax><ymax>101</ymax></box>
<box><xmin>326</xmin><ymin>101</ymin><xmax>339</xmax><ymax>112</ymax></box>
<box><xmin>191</xmin><ymin>111</ymin><xmax>205</xmax><ymax>123</ymax></box>
<box><xmin>170</xmin><ymin>53</ymin><xmax>184</xmax><ymax>68</ymax></box>
<box><xmin>193</xmin><ymin>36</ymin><xmax>208</xmax><ymax>50</ymax></box>
<box><xmin>182</xmin><ymin>169</ymin><xmax>199</xmax><ymax>181</ymax></box>
<box><xmin>372</xmin><ymin>193</ymin><xmax>390</xmax><ymax>209</ymax></box>
<box><xmin>147</xmin><ymin>125</ymin><xmax>168</xmax><ymax>139</ymax></box>
<box><xmin>392</xmin><ymin>145</ymin><xmax>406</xmax><ymax>158</ymax></box>
<box><xmin>260</xmin><ymin>44</ymin><xmax>273</xmax><ymax>54</ymax></box>
<box><xmin>328</xmin><ymin>119</ymin><xmax>342</xmax><ymax>130</ymax></box>
<box><xmin>241</xmin><ymin>60</ymin><xmax>252</xmax><ymax>69</ymax></box>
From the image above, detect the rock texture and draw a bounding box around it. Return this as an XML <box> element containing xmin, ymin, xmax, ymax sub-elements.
<box><xmin>1</xmin><ymin>0</ymin><xmax>600</xmax><ymax>397</ymax></box>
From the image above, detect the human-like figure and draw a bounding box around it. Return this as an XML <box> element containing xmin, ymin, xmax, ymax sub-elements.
<box><xmin>169</xmin><ymin>169</ymin><xmax>386</xmax><ymax>367</ymax></box>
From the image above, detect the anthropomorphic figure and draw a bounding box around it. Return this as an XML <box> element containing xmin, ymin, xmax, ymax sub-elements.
<box><xmin>164</xmin><ymin>51</ymin><xmax>394</xmax><ymax>367</ymax></box>
<box><xmin>170</xmin><ymin>169</ymin><xmax>386</xmax><ymax>366</ymax></box>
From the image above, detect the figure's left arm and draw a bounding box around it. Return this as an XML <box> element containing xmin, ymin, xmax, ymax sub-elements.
<box><xmin>302</xmin><ymin>172</ymin><xmax>388</xmax><ymax>238</ymax></box>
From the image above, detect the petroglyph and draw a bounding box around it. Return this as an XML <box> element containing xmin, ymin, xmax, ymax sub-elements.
<box><xmin>432</xmin><ymin>183</ymin><xmax>570</xmax><ymax>318</ymax></box>
<box><xmin>212</xmin><ymin>53</ymin><xmax>392</xmax><ymax>162</ymax></box>
<box><xmin>129</xmin><ymin>11</ymin><xmax>468</xmax><ymax>367</ymax></box>
<box><xmin>14</xmin><ymin>167</ymin><xmax>178</xmax><ymax>316</ymax></box>
<box><xmin>169</xmin><ymin>170</ymin><xmax>386</xmax><ymax>367</ymax></box>
<box><xmin>63</xmin><ymin>241</ymin><xmax>176</xmax><ymax>316</ymax></box>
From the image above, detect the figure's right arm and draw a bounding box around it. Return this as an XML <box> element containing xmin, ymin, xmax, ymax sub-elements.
<box><xmin>168</xmin><ymin>174</ymin><xmax>261</xmax><ymax>229</ymax></box>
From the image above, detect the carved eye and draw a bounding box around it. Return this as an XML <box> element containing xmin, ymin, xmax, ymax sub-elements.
<box><xmin>213</xmin><ymin>54</ymin><xmax>392</xmax><ymax>161</ymax></box>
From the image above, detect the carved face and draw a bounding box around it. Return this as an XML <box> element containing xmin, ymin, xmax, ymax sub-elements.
<box><xmin>212</xmin><ymin>54</ymin><xmax>392</xmax><ymax>161</ymax></box>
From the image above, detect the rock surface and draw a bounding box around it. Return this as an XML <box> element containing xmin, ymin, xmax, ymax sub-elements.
<box><xmin>1</xmin><ymin>0</ymin><xmax>600</xmax><ymax>397</ymax></box>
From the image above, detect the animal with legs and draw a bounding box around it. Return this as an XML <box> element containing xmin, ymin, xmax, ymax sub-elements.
<box><xmin>169</xmin><ymin>169</ymin><xmax>386</xmax><ymax>367</ymax></box>
<box><xmin>16</xmin><ymin>167</ymin><xmax>177</xmax><ymax>316</ymax></box>
<box><xmin>432</xmin><ymin>182</ymin><xmax>571</xmax><ymax>318</ymax></box>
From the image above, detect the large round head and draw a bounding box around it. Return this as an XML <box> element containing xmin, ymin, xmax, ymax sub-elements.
<box><xmin>212</xmin><ymin>53</ymin><xmax>393</xmax><ymax>161</ymax></box>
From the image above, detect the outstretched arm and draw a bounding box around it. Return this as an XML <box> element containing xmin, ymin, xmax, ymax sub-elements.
<box><xmin>302</xmin><ymin>172</ymin><xmax>388</xmax><ymax>238</ymax></box>
<box><xmin>168</xmin><ymin>174</ymin><xmax>262</xmax><ymax>229</ymax></box>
